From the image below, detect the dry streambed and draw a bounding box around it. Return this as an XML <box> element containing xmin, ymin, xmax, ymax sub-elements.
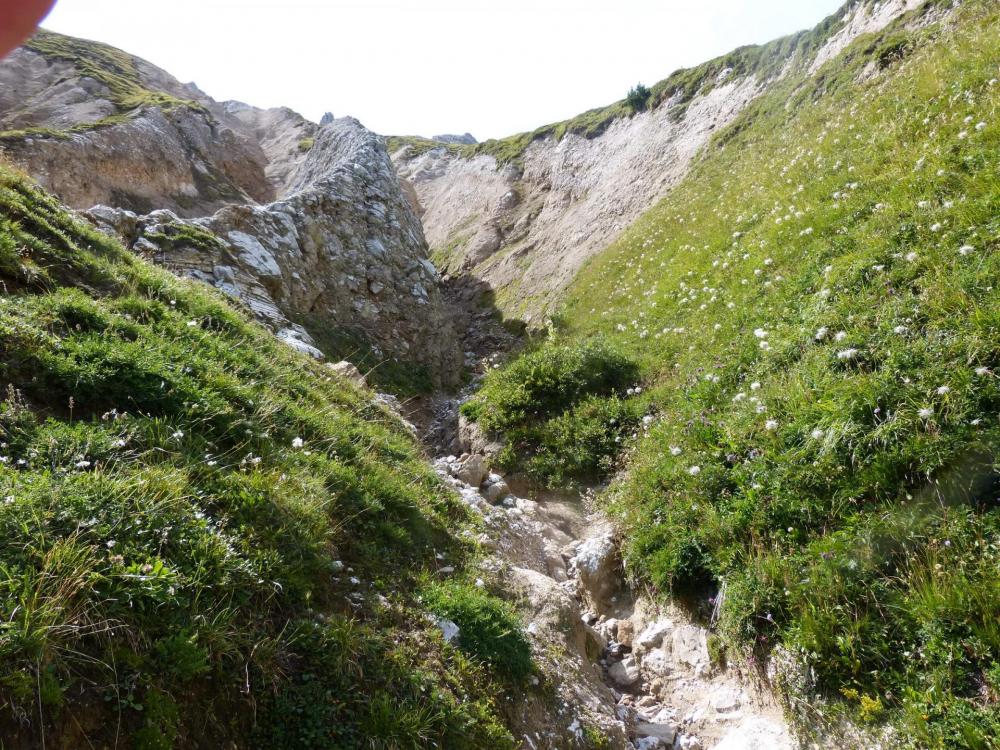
<box><xmin>427</xmin><ymin>406</ymin><xmax>796</xmax><ymax>750</ymax></box>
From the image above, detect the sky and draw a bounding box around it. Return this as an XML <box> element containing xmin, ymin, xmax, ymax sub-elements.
<box><xmin>39</xmin><ymin>0</ymin><xmax>845</xmax><ymax>140</ymax></box>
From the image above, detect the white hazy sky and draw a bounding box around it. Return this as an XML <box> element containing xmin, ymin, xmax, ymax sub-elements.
<box><xmin>40</xmin><ymin>0</ymin><xmax>844</xmax><ymax>140</ymax></box>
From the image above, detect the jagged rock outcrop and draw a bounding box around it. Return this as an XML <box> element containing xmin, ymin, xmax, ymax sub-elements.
<box><xmin>0</xmin><ymin>30</ymin><xmax>461</xmax><ymax>383</ymax></box>
<box><xmin>83</xmin><ymin>117</ymin><xmax>459</xmax><ymax>381</ymax></box>
<box><xmin>390</xmin><ymin>0</ymin><xmax>929</xmax><ymax>324</ymax></box>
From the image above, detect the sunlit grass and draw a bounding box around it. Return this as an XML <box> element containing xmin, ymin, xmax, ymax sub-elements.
<box><xmin>480</xmin><ymin>0</ymin><xmax>1000</xmax><ymax>744</ymax></box>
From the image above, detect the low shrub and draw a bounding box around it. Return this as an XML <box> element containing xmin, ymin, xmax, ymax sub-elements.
<box><xmin>422</xmin><ymin>581</ymin><xmax>534</xmax><ymax>684</ymax></box>
<box><xmin>463</xmin><ymin>339</ymin><xmax>641</xmax><ymax>485</ymax></box>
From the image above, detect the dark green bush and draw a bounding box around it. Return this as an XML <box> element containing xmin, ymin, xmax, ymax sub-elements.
<box><xmin>464</xmin><ymin>338</ymin><xmax>638</xmax><ymax>432</ymax></box>
<box><xmin>625</xmin><ymin>83</ymin><xmax>652</xmax><ymax>112</ymax></box>
<box><xmin>464</xmin><ymin>339</ymin><xmax>641</xmax><ymax>485</ymax></box>
<box><xmin>522</xmin><ymin>395</ymin><xmax>640</xmax><ymax>486</ymax></box>
<box><xmin>422</xmin><ymin>582</ymin><xmax>534</xmax><ymax>683</ymax></box>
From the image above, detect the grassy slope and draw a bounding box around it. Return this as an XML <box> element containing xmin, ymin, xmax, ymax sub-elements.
<box><xmin>0</xmin><ymin>163</ymin><xmax>528</xmax><ymax>748</ymax></box>
<box><xmin>479</xmin><ymin>0</ymin><xmax>1000</xmax><ymax>745</ymax></box>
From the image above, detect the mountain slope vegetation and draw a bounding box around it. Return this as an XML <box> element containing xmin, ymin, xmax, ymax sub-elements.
<box><xmin>0</xmin><ymin>161</ymin><xmax>525</xmax><ymax>748</ymax></box>
<box><xmin>468</xmin><ymin>0</ymin><xmax>1000</xmax><ymax>745</ymax></box>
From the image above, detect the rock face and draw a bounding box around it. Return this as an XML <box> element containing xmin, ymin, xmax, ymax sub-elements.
<box><xmin>390</xmin><ymin>0</ymin><xmax>930</xmax><ymax>324</ymax></box>
<box><xmin>0</xmin><ymin>31</ymin><xmax>279</xmax><ymax>216</ymax></box>
<box><xmin>82</xmin><ymin>117</ymin><xmax>460</xmax><ymax>381</ymax></box>
<box><xmin>0</xmin><ymin>30</ymin><xmax>461</xmax><ymax>383</ymax></box>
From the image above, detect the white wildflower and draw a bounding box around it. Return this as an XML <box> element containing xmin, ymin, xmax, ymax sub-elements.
<box><xmin>688</xmin><ymin>465</ymin><xmax>701</xmax><ymax>476</ymax></box>
<box><xmin>959</xmin><ymin>244</ymin><xmax>974</xmax><ymax>256</ymax></box>
<box><xmin>810</xmin><ymin>428</ymin><xmax>825</xmax><ymax>440</ymax></box>
<box><xmin>670</xmin><ymin>446</ymin><xmax>683</xmax><ymax>456</ymax></box>
<box><xmin>815</xmin><ymin>327</ymin><xmax>829</xmax><ymax>341</ymax></box>
<box><xmin>936</xmin><ymin>385</ymin><xmax>950</xmax><ymax>395</ymax></box>
<box><xmin>837</xmin><ymin>349</ymin><xmax>858</xmax><ymax>360</ymax></box>
<box><xmin>765</xmin><ymin>419</ymin><xmax>779</xmax><ymax>431</ymax></box>
<box><xmin>291</xmin><ymin>437</ymin><xmax>304</xmax><ymax>449</ymax></box>
<box><xmin>918</xmin><ymin>407</ymin><xmax>934</xmax><ymax>419</ymax></box>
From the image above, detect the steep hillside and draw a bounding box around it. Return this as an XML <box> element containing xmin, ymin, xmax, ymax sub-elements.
<box><xmin>0</xmin><ymin>160</ymin><xmax>528</xmax><ymax>748</ymax></box>
<box><xmin>0</xmin><ymin>31</ymin><xmax>461</xmax><ymax>388</ymax></box>
<box><xmin>466</xmin><ymin>0</ymin><xmax>999</xmax><ymax>746</ymax></box>
<box><xmin>390</xmin><ymin>0</ymin><xmax>928</xmax><ymax>324</ymax></box>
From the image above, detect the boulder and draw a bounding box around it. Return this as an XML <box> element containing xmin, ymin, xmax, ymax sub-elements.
<box><xmin>639</xmin><ymin>647</ymin><xmax>671</xmax><ymax>678</ymax></box>
<box><xmin>482</xmin><ymin>476</ymin><xmax>510</xmax><ymax>503</ymax></box>
<box><xmin>635</xmin><ymin>721</ymin><xmax>676</xmax><ymax>746</ymax></box>
<box><xmin>456</xmin><ymin>454</ymin><xmax>488</xmax><ymax>487</ymax></box>
<box><xmin>607</xmin><ymin>655</ymin><xmax>640</xmax><ymax>687</ymax></box>
<box><xmin>457</xmin><ymin>413</ymin><xmax>504</xmax><ymax>457</ymax></box>
<box><xmin>617</xmin><ymin>619</ymin><xmax>635</xmax><ymax>648</ymax></box>
<box><xmin>327</xmin><ymin>360</ymin><xmax>367</xmax><ymax>388</ymax></box>
<box><xmin>435</xmin><ymin>617</ymin><xmax>460</xmax><ymax>644</ymax></box>
<box><xmin>572</xmin><ymin>529</ymin><xmax>620</xmax><ymax>609</ymax></box>
<box><xmin>671</xmin><ymin>624</ymin><xmax>710</xmax><ymax>673</ymax></box>
<box><xmin>635</xmin><ymin>619</ymin><xmax>673</xmax><ymax>651</ymax></box>
<box><xmin>711</xmin><ymin>688</ymin><xmax>743</xmax><ymax>714</ymax></box>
